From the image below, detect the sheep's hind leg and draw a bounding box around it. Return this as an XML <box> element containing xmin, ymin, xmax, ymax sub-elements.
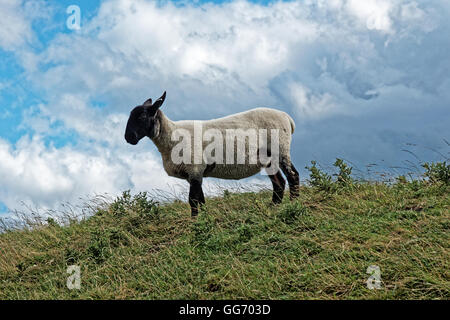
<box><xmin>188</xmin><ymin>179</ymin><xmax>205</xmax><ymax>217</ymax></box>
<box><xmin>269</xmin><ymin>171</ymin><xmax>286</xmax><ymax>204</ymax></box>
<box><xmin>280</xmin><ymin>159</ymin><xmax>300</xmax><ymax>200</ymax></box>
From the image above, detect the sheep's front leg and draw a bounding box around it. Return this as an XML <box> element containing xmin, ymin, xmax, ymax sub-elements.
<box><xmin>188</xmin><ymin>179</ymin><xmax>205</xmax><ymax>217</ymax></box>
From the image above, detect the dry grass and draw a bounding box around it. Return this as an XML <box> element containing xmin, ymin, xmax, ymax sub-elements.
<box><xmin>0</xmin><ymin>179</ymin><xmax>448</xmax><ymax>299</ymax></box>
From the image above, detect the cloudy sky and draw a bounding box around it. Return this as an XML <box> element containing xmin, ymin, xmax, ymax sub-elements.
<box><xmin>0</xmin><ymin>0</ymin><xmax>449</xmax><ymax>214</ymax></box>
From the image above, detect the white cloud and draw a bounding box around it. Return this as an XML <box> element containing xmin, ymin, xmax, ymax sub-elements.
<box><xmin>346</xmin><ymin>0</ymin><xmax>393</xmax><ymax>32</ymax></box>
<box><xmin>288</xmin><ymin>83</ymin><xmax>336</xmax><ymax>119</ymax></box>
<box><xmin>0</xmin><ymin>0</ymin><xmax>32</xmax><ymax>50</ymax></box>
<box><xmin>0</xmin><ymin>0</ymin><xmax>51</xmax><ymax>51</ymax></box>
<box><xmin>0</xmin><ymin>135</ymin><xmax>178</xmax><ymax>211</ymax></box>
<box><xmin>400</xmin><ymin>1</ymin><xmax>425</xmax><ymax>20</ymax></box>
<box><xmin>1</xmin><ymin>0</ymin><xmax>449</xmax><ymax>213</ymax></box>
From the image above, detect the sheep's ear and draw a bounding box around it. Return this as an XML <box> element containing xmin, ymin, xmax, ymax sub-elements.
<box><xmin>142</xmin><ymin>98</ymin><xmax>152</xmax><ymax>107</ymax></box>
<box><xmin>152</xmin><ymin>91</ymin><xmax>166</xmax><ymax>109</ymax></box>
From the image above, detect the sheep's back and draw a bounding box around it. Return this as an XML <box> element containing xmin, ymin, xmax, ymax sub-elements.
<box><xmin>174</xmin><ymin>107</ymin><xmax>294</xmax><ymax>133</ymax></box>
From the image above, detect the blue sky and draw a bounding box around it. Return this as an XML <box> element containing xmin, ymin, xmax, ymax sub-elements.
<box><xmin>0</xmin><ymin>0</ymin><xmax>449</xmax><ymax>214</ymax></box>
<box><xmin>0</xmin><ymin>0</ymin><xmax>271</xmax><ymax>145</ymax></box>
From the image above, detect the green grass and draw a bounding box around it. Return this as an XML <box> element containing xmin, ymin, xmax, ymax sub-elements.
<box><xmin>0</xmin><ymin>179</ymin><xmax>448</xmax><ymax>300</ymax></box>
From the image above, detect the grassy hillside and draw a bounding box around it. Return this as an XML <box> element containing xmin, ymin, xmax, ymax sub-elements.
<box><xmin>0</xmin><ymin>162</ymin><xmax>449</xmax><ymax>299</ymax></box>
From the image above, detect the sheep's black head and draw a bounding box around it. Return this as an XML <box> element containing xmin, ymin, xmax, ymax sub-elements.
<box><xmin>125</xmin><ymin>91</ymin><xmax>166</xmax><ymax>145</ymax></box>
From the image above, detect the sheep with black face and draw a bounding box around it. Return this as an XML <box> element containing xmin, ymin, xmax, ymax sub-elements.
<box><xmin>125</xmin><ymin>91</ymin><xmax>300</xmax><ymax>216</ymax></box>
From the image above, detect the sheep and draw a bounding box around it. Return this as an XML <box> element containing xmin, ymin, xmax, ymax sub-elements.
<box><xmin>125</xmin><ymin>91</ymin><xmax>300</xmax><ymax>216</ymax></box>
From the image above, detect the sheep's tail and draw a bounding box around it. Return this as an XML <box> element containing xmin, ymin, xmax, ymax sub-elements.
<box><xmin>287</xmin><ymin>114</ymin><xmax>295</xmax><ymax>134</ymax></box>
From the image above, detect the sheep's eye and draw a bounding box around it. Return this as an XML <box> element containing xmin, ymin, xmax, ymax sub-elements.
<box><xmin>138</xmin><ymin>114</ymin><xmax>147</xmax><ymax>122</ymax></box>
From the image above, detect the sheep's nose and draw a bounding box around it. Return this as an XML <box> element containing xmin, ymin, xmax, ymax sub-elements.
<box><xmin>125</xmin><ymin>132</ymin><xmax>138</xmax><ymax>145</ymax></box>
